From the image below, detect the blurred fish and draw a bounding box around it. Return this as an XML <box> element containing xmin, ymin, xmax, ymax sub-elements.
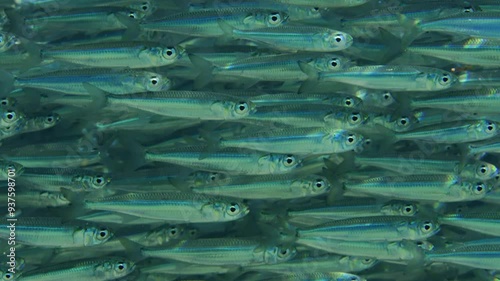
<box><xmin>142</xmin><ymin>238</ymin><xmax>296</xmax><ymax>266</ymax></box>
<box><xmin>19</xmin><ymin>168</ymin><xmax>111</xmax><ymax>192</ymax></box>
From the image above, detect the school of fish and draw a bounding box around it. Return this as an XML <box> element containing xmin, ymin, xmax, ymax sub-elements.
<box><xmin>0</xmin><ymin>0</ymin><xmax>499</xmax><ymax>280</ymax></box>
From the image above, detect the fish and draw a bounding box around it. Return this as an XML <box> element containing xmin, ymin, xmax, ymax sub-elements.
<box><xmin>42</xmin><ymin>42</ymin><xmax>184</xmax><ymax>68</ymax></box>
<box><xmin>192</xmin><ymin>174</ymin><xmax>331</xmax><ymax>200</ymax></box>
<box><xmin>245</xmin><ymin>254</ymin><xmax>378</xmax><ymax>274</ymax></box>
<box><xmin>0</xmin><ymin>217</ymin><xmax>113</xmax><ymax>248</ymax></box>
<box><xmin>426</xmin><ymin>243</ymin><xmax>500</xmax><ymax>271</ymax></box>
<box><xmin>297</xmin><ymin>216</ymin><xmax>439</xmax><ymax>241</ymax></box>
<box><xmin>344</xmin><ymin>174</ymin><xmax>489</xmax><ymax>202</ymax></box>
<box><xmin>141</xmin><ymin>238</ymin><xmax>296</xmax><ymax>266</ymax></box>
<box><xmin>218</xmin><ymin>19</ymin><xmax>353</xmax><ymax>52</ymax></box>
<box><xmin>17</xmin><ymin>257</ymin><xmax>135</xmax><ymax>281</ymax></box>
<box><xmin>10</xmin><ymin>69</ymin><xmax>171</xmax><ymax>95</ymax></box>
<box><xmin>19</xmin><ymin>168</ymin><xmax>111</xmax><ymax>192</ymax></box>
<box><xmin>301</xmin><ymin>64</ymin><xmax>458</xmax><ymax>91</ymax></box>
<box><xmin>216</xmin><ymin>127</ymin><xmax>364</xmax><ymax>155</ymax></box>
<box><xmin>84</xmin><ymin>192</ymin><xmax>249</xmax><ymax>223</ymax></box>
<box><xmin>394</xmin><ymin>120</ymin><xmax>498</xmax><ymax>144</ymax></box>
<box><xmin>144</xmin><ymin>146</ymin><xmax>302</xmax><ymax>175</ymax></box>
<box><xmin>141</xmin><ymin>8</ymin><xmax>289</xmax><ymax>37</ymax></box>
<box><xmin>353</xmin><ymin>155</ymin><xmax>499</xmax><ymax>180</ymax></box>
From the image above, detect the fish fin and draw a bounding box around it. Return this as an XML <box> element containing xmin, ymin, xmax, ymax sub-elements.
<box><xmin>378</xmin><ymin>27</ymin><xmax>406</xmax><ymax>64</ymax></box>
<box><xmin>82</xmin><ymin>82</ymin><xmax>111</xmax><ymax>111</ymax></box>
<box><xmin>188</xmin><ymin>54</ymin><xmax>214</xmax><ymax>90</ymax></box>
<box><xmin>57</xmin><ymin>189</ymin><xmax>87</xmax><ymax>222</ymax></box>
<box><xmin>397</xmin><ymin>13</ymin><xmax>423</xmax><ymax>47</ymax></box>
<box><xmin>199</xmin><ymin>127</ymin><xmax>221</xmax><ymax>154</ymax></box>
<box><xmin>0</xmin><ymin>70</ymin><xmax>14</xmax><ymax>95</ymax></box>
<box><xmin>297</xmin><ymin>61</ymin><xmax>319</xmax><ymax>94</ymax></box>
<box><xmin>119</xmin><ymin>238</ymin><xmax>148</xmax><ymax>262</ymax></box>
<box><xmin>217</xmin><ymin>18</ymin><xmax>236</xmax><ymax>37</ymax></box>
<box><xmin>114</xmin><ymin>13</ymin><xmax>141</xmax><ymax>41</ymax></box>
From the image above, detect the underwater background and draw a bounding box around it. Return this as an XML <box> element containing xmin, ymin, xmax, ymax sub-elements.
<box><xmin>0</xmin><ymin>0</ymin><xmax>500</xmax><ymax>280</ymax></box>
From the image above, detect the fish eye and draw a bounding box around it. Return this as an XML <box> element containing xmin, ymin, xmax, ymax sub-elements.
<box><xmin>149</xmin><ymin>76</ymin><xmax>160</xmax><ymax>86</ymax></box>
<box><xmin>45</xmin><ymin>115</ymin><xmax>56</xmax><ymax>124</ymax></box>
<box><xmin>235</xmin><ymin>101</ymin><xmax>249</xmax><ymax>115</ymax></box>
<box><xmin>189</xmin><ymin>229</ymin><xmax>198</xmax><ymax>237</ymax></box>
<box><xmin>314</xmin><ymin>178</ymin><xmax>326</xmax><ymax>190</ymax></box>
<box><xmin>485</xmin><ymin>122</ymin><xmax>496</xmax><ymax>133</ymax></box>
<box><xmin>350</xmin><ymin>277</ymin><xmax>360</xmax><ymax>281</ymax></box>
<box><xmin>463</xmin><ymin>6</ymin><xmax>474</xmax><ymax>13</ymax></box>
<box><xmin>141</xmin><ymin>2</ymin><xmax>150</xmax><ymax>11</ymax></box>
<box><xmin>348</xmin><ymin>112</ymin><xmax>362</xmax><ymax>125</ymax></box>
<box><xmin>3</xmin><ymin>273</ymin><xmax>13</xmax><ymax>280</ymax></box>
<box><xmin>209</xmin><ymin>173</ymin><xmax>218</xmax><ymax>181</ymax></box>
<box><xmin>477</xmin><ymin>164</ymin><xmax>489</xmax><ymax>175</ymax></box>
<box><xmin>421</xmin><ymin>221</ymin><xmax>434</xmax><ymax>232</ymax></box>
<box><xmin>284</xmin><ymin>155</ymin><xmax>296</xmax><ymax>167</ymax></box>
<box><xmin>361</xmin><ymin>258</ymin><xmax>373</xmax><ymax>264</ymax></box>
<box><xmin>398</xmin><ymin>116</ymin><xmax>410</xmax><ymax>127</ymax></box>
<box><xmin>168</xmin><ymin>226</ymin><xmax>180</xmax><ymax>238</ymax></box>
<box><xmin>128</xmin><ymin>11</ymin><xmax>138</xmax><ymax>18</ymax></box>
<box><xmin>163</xmin><ymin>47</ymin><xmax>177</xmax><ymax>59</ymax></box>
<box><xmin>227</xmin><ymin>202</ymin><xmax>241</xmax><ymax>215</ymax></box>
<box><xmin>1</xmin><ymin>99</ymin><xmax>8</xmax><ymax>106</ymax></box>
<box><xmin>346</xmin><ymin>134</ymin><xmax>356</xmax><ymax>144</ymax></box>
<box><xmin>473</xmin><ymin>182</ymin><xmax>486</xmax><ymax>194</ymax></box>
<box><xmin>93</xmin><ymin>176</ymin><xmax>107</xmax><ymax>187</ymax></box>
<box><xmin>334</xmin><ymin>34</ymin><xmax>344</xmax><ymax>43</ymax></box>
<box><xmin>329</xmin><ymin>58</ymin><xmax>339</xmax><ymax>69</ymax></box>
<box><xmin>268</xmin><ymin>12</ymin><xmax>282</xmax><ymax>25</ymax></box>
<box><xmin>115</xmin><ymin>262</ymin><xmax>127</xmax><ymax>271</ymax></box>
<box><xmin>403</xmin><ymin>204</ymin><xmax>415</xmax><ymax>215</ymax></box>
<box><xmin>97</xmin><ymin>228</ymin><xmax>110</xmax><ymax>240</ymax></box>
<box><xmin>4</xmin><ymin>111</ymin><xmax>16</xmax><ymax>121</ymax></box>
<box><xmin>277</xmin><ymin>247</ymin><xmax>291</xmax><ymax>258</ymax></box>
<box><xmin>439</xmin><ymin>73</ymin><xmax>452</xmax><ymax>85</ymax></box>
<box><xmin>344</xmin><ymin>97</ymin><xmax>353</xmax><ymax>107</ymax></box>
<box><xmin>383</xmin><ymin>92</ymin><xmax>392</xmax><ymax>100</ymax></box>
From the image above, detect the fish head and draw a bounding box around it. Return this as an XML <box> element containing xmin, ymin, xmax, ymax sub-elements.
<box><xmin>228</xmin><ymin>99</ymin><xmax>255</xmax><ymax>119</ymax></box>
<box><xmin>79</xmin><ymin>174</ymin><xmax>111</xmax><ymax>190</ymax></box>
<box><xmin>321</xmin><ymin>30</ymin><xmax>353</xmax><ymax>51</ymax></box>
<box><xmin>462</xmin><ymin>161</ymin><xmax>499</xmax><ymax>180</ymax></box>
<box><xmin>85</xmin><ymin>226</ymin><xmax>113</xmax><ymax>246</ymax></box>
<box><xmin>414</xmin><ymin>219</ymin><xmax>440</xmax><ymax>239</ymax></box>
<box><xmin>313</xmin><ymin>54</ymin><xmax>352</xmax><ymax>72</ymax></box>
<box><xmin>264</xmin><ymin>245</ymin><xmax>297</xmax><ymax>264</ymax></box>
<box><xmin>383</xmin><ymin>201</ymin><xmax>419</xmax><ymax>217</ymax></box>
<box><xmin>459</xmin><ymin>180</ymin><xmax>489</xmax><ymax>200</ymax></box>
<box><xmin>1</xmin><ymin>108</ymin><xmax>24</xmax><ymax>127</ymax></box>
<box><xmin>144</xmin><ymin>224</ymin><xmax>186</xmax><ymax>246</ymax></box>
<box><xmin>140</xmin><ymin>71</ymin><xmax>171</xmax><ymax>92</ymax></box>
<box><xmin>129</xmin><ymin>0</ymin><xmax>156</xmax><ymax>17</ymax></box>
<box><xmin>347</xmin><ymin>256</ymin><xmax>379</xmax><ymax>271</ymax></box>
<box><xmin>263</xmin><ymin>11</ymin><xmax>289</xmax><ymax>27</ymax></box>
<box><xmin>298</xmin><ymin>175</ymin><xmax>331</xmax><ymax>196</ymax></box>
<box><xmin>41</xmin><ymin>191</ymin><xmax>71</xmax><ymax>206</ymax></box>
<box><xmin>99</xmin><ymin>258</ymin><xmax>135</xmax><ymax>280</ymax></box>
<box><xmin>203</xmin><ymin>200</ymin><xmax>249</xmax><ymax>222</ymax></box>
<box><xmin>427</xmin><ymin>71</ymin><xmax>458</xmax><ymax>90</ymax></box>
<box><xmin>39</xmin><ymin>113</ymin><xmax>60</xmax><ymax>129</ymax></box>
<box><xmin>3</xmin><ymin>160</ymin><xmax>24</xmax><ymax>176</ymax></box>
<box><xmin>287</xmin><ymin>6</ymin><xmax>324</xmax><ymax>20</ymax></box>
<box><xmin>142</xmin><ymin>45</ymin><xmax>183</xmax><ymax>66</ymax></box>
<box><xmin>272</xmin><ymin>154</ymin><xmax>301</xmax><ymax>173</ymax></box>
<box><xmin>330</xmin><ymin>130</ymin><xmax>365</xmax><ymax>152</ymax></box>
